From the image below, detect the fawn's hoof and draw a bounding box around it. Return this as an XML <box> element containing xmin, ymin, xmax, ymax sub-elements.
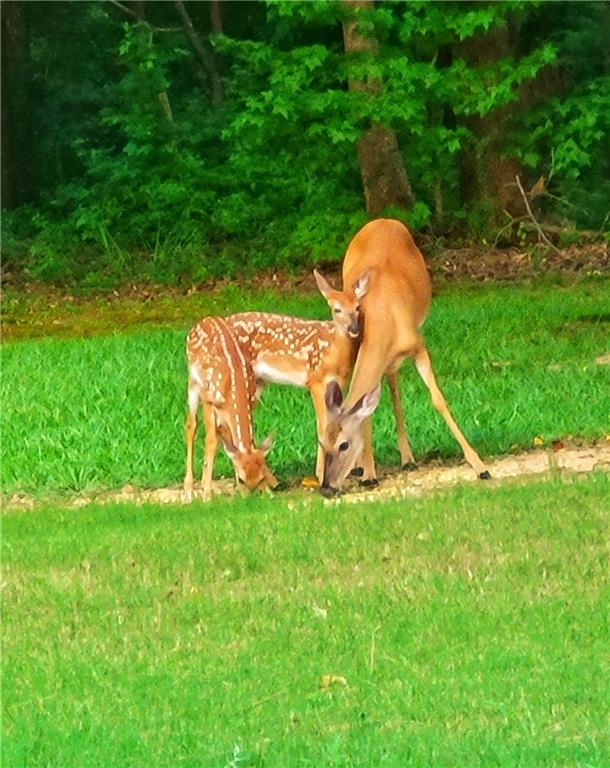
<box><xmin>360</xmin><ymin>478</ymin><xmax>379</xmax><ymax>488</ymax></box>
<box><xmin>350</xmin><ymin>467</ymin><xmax>364</xmax><ymax>477</ymax></box>
<box><xmin>402</xmin><ymin>462</ymin><xmax>417</xmax><ymax>472</ymax></box>
<box><xmin>479</xmin><ymin>470</ymin><xmax>492</xmax><ymax>480</ymax></box>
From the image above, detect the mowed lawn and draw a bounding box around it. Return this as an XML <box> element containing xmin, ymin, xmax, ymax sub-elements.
<box><xmin>2</xmin><ymin>278</ymin><xmax>609</xmax><ymax>766</ymax></box>
<box><xmin>1</xmin><ymin>278</ymin><xmax>609</xmax><ymax>495</ymax></box>
<box><xmin>3</xmin><ymin>474</ymin><xmax>608</xmax><ymax>767</ymax></box>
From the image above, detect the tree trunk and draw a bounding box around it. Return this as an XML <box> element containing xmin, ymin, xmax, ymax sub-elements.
<box><xmin>209</xmin><ymin>0</ymin><xmax>223</xmax><ymax>35</ymax></box>
<box><xmin>342</xmin><ymin>0</ymin><xmax>414</xmax><ymax>215</ymax></box>
<box><xmin>457</xmin><ymin>22</ymin><xmax>525</xmax><ymax>220</ymax></box>
<box><xmin>131</xmin><ymin>1</ymin><xmax>145</xmax><ymax>20</ymax></box>
<box><xmin>1</xmin><ymin>0</ymin><xmax>33</xmax><ymax>208</ymax></box>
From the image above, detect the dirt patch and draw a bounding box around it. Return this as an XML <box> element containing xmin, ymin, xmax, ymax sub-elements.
<box><xmin>4</xmin><ymin>443</ymin><xmax>609</xmax><ymax>512</ymax></box>
<box><xmin>326</xmin><ymin>443</ymin><xmax>610</xmax><ymax>507</ymax></box>
<box><xmin>3</xmin><ymin>243</ymin><xmax>608</xmax><ymax>342</ymax></box>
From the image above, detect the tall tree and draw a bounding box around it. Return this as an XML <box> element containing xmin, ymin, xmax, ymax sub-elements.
<box><xmin>457</xmin><ymin>21</ymin><xmax>526</xmax><ymax>220</ymax></box>
<box><xmin>209</xmin><ymin>0</ymin><xmax>222</xmax><ymax>35</ymax></box>
<box><xmin>1</xmin><ymin>0</ymin><xmax>33</xmax><ymax>208</ymax></box>
<box><xmin>342</xmin><ymin>0</ymin><xmax>414</xmax><ymax>214</ymax></box>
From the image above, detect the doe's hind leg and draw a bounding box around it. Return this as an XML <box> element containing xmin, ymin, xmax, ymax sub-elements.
<box><xmin>414</xmin><ymin>347</ymin><xmax>490</xmax><ymax>479</ymax></box>
<box><xmin>386</xmin><ymin>369</ymin><xmax>416</xmax><ymax>469</ymax></box>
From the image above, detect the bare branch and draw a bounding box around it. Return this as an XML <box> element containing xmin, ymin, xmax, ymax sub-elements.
<box><xmin>108</xmin><ymin>1</ymin><xmax>180</xmax><ymax>33</ymax></box>
<box><xmin>109</xmin><ymin>0</ymin><xmax>140</xmax><ymax>20</ymax></box>
<box><xmin>174</xmin><ymin>0</ymin><xmax>222</xmax><ymax>107</ymax></box>
<box><xmin>515</xmin><ymin>174</ymin><xmax>561</xmax><ymax>254</ymax></box>
<box><xmin>493</xmin><ymin>211</ymin><xmax>527</xmax><ymax>247</ymax></box>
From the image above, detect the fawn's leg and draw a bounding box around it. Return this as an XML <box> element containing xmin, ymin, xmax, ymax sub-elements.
<box><xmin>183</xmin><ymin>379</ymin><xmax>200</xmax><ymax>500</ymax></box>
<box><xmin>386</xmin><ymin>370</ymin><xmax>416</xmax><ymax>468</ymax></box>
<box><xmin>414</xmin><ymin>347</ymin><xmax>490</xmax><ymax>479</ymax></box>
<box><xmin>201</xmin><ymin>401</ymin><xmax>219</xmax><ymax>500</ymax></box>
<box><xmin>310</xmin><ymin>382</ymin><xmax>329</xmax><ymax>482</ymax></box>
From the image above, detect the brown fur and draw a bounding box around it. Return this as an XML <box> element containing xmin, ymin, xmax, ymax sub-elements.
<box><xmin>320</xmin><ymin>218</ymin><xmax>488</xmax><ymax>490</ymax></box>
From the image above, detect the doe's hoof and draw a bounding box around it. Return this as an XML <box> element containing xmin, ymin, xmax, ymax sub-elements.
<box><xmin>479</xmin><ymin>470</ymin><xmax>492</xmax><ymax>480</ymax></box>
<box><xmin>402</xmin><ymin>462</ymin><xmax>417</xmax><ymax>472</ymax></box>
<box><xmin>360</xmin><ymin>478</ymin><xmax>379</xmax><ymax>488</ymax></box>
<box><xmin>350</xmin><ymin>467</ymin><xmax>364</xmax><ymax>477</ymax></box>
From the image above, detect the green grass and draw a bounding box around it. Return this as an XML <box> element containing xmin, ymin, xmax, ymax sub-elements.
<box><xmin>2</xmin><ymin>278</ymin><xmax>608</xmax><ymax>495</ymax></box>
<box><xmin>3</xmin><ymin>474</ymin><xmax>608</xmax><ymax>767</ymax></box>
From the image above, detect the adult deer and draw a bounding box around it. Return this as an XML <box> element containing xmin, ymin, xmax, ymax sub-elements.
<box><xmin>225</xmin><ymin>269</ymin><xmax>365</xmax><ymax>479</ymax></box>
<box><xmin>184</xmin><ymin>316</ymin><xmax>277</xmax><ymax>501</ymax></box>
<box><xmin>318</xmin><ymin>218</ymin><xmax>490</xmax><ymax>494</ymax></box>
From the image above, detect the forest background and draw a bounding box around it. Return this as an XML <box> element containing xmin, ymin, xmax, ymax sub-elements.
<box><xmin>2</xmin><ymin>0</ymin><xmax>609</xmax><ymax>287</ymax></box>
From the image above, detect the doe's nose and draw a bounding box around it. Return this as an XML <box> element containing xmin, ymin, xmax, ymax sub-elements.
<box><xmin>320</xmin><ymin>484</ymin><xmax>340</xmax><ymax>498</ymax></box>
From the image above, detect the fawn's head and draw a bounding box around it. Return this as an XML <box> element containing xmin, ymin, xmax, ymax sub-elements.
<box><xmin>319</xmin><ymin>381</ymin><xmax>381</xmax><ymax>495</ymax></box>
<box><xmin>219</xmin><ymin>429</ymin><xmax>278</xmax><ymax>492</ymax></box>
<box><xmin>313</xmin><ymin>269</ymin><xmax>370</xmax><ymax>340</ymax></box>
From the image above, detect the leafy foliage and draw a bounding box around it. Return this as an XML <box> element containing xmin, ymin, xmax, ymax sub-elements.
<box><xmin>2</xmin><ymin>1</ymin><xmax>608</xmax><ymax>285</ymax></box>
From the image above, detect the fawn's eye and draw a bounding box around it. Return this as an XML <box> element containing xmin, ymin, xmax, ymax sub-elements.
<box><xmin>338</xmin><ymin>441</ymin><xmax>349</xmax><ymax>452</ymax></box>
<box><xmin>334</xmin><ymin>308</ymin><xmax>341</xmax><ymax>314</ymax></box>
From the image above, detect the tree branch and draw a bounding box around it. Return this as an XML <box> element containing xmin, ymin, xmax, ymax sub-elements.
<box><xmin>515</xmin><ymin>174</ymin><xmax>561</xmax><ymax>254</ymax></box>
<box><xmin>174</xmin><ymin>0</ymin><xmax>222</xmax><ymax>107</ymax></box>
<box><xmin>109</xmin><ymin>0</ymin><xmax>140</xmax><ymax>20</ymax></box>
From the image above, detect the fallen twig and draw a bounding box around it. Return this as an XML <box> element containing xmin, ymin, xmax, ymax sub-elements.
<box><xmin>515</xmin><ymin>174</ymin><xmax>561</xmax><ymax>254</ymax></box>
<box><xmin>493</xmin><ymin>211</ymin><xmax>527</xmax><ymax>247</ymax></box>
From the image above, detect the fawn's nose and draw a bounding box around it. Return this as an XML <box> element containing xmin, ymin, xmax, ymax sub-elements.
<box><xmin>347</xmin><ymin>313</ymin><xmax>360</xmax><ymax>337</ymax></box>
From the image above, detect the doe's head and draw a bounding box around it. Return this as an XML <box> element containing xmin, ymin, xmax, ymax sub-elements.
<box><xmin>313</xmin><ymin>269</ymin><xmax>370</xmax><ymax>340</ymax></box>
<box><xmin>319</xmin><ymin>381</ymin><xmax>381</xmax><ymax>494</ymax></box>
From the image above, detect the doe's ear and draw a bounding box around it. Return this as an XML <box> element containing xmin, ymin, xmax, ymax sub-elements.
<box><xmin>352</xmin><ymin>269</ymin><xmax>371</xmax><ymax>301</ymax></box>
<box><xmin>348</xmin><ymin>383</ymin><xmax>381</xmax><ymax>420</ymax></box>
<box><xmin>313</xmin><ymin>269</ymin><xmax>334</xmax><ymax>300</ymax></box>
<box><xmin>325</xmin><ymin>380</ymin><xmax>344</xmax><ymax>412</ymax></box>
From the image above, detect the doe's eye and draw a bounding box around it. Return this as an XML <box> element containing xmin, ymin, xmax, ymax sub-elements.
<box><xmin>334</xmin><ymin>308</ymin><xmax>341</xmax><ymax>314</ymax></box>
<box><xmin>338</xmin><ymin>441</ymin><xmax>349</xmax><ymax>452</ymax></box>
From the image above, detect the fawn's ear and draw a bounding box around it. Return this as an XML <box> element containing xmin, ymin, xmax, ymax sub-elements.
<box><xmin>325</xmin><ymin>380</ymin><xmax>344</xmax><ymax>413</ymax></box>
<box><xmin>259</xmin><ymin>433</ymin><xmax>274</xmax><ymax>454</ymax></box>
<box><xmin>352</xmin><ymin>269</ymin><xmax>371</xmax><ymax>301</ymax></box>
<box><xmin>314</xmin><ymin>269</ymin><xmax>335</xmax><ymax>300</ymax></box>
<box><xmin>347</xmin><ymin>383</ymin><xmax>381</xmax><ymax>420</ymax></box>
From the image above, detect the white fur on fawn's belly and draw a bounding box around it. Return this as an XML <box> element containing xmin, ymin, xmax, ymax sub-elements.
<box><xmin>254</xmin><ymin>359</ymin><xmax>307</xmax><ymax>387</ymax></box>
<box><xmin>189</xmin><ymin>363</ymin><xmax>205</xmax><ymax>386</ymax></box>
